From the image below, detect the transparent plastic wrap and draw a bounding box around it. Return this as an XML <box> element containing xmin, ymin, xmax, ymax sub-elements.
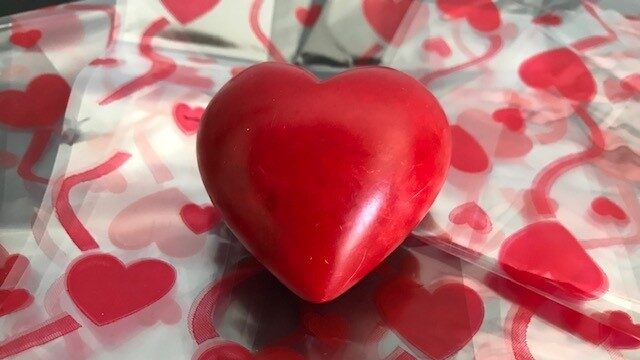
<box><xmin>1</xmin><ymin>0</ymin><xmax>640</xmax><ymax>359</ymax></box>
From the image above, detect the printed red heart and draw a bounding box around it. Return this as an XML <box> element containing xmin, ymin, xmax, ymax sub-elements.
<box><xmin>0</xmin><ymin>74</ymin><xmax>71</xmax><ymax>129</ymax></box>
<box><xmin>362</xmin><ymin>0</ymin><xmax>425</xmax><ymax>44</ymax></box>
<box><xmin>197</xmin><ymin>63</ymin><xmax>451</xmax><ymax>302</ymax></box>
<box><xmin>533</xmin><ymin>12</ymin><xmax>562</xmax><ymax>26</ymax></box>
<box><xmin>449</xmin><ymin>202</ymin><xmax>491</xmax><ymax>233</ymax></box>
<box><xmin>0</xmin><ymin>289</ymin><xmax>33</xmax><ymax>316</ymax></box>
<box><xmin>161</xmin><ymin>0</ymin><xmax>220</xmax><ymax>24</ymax></box>
<box><xmin>492</xmin><ymin>107</ymin><xmax>524</xmax><ymax>132</ymax></box>
<box><xmin>599</xmin><ymin>311</ymin><xmax>640</xmax><ymax>349</ymax></box>
<box><xmin>295</xmin><ymin>4</ymin><xmax>322</xmax><ymax>27</ymax></box>
<box><xmin>377</xmin><ymin>277</ymin><xmax>484</xmax><ymax>360</ymax></box>
<box><xmin>174</xmin><ymin>103</ymin><xmax>205</xmax><ymax>135</ymax></box>
<box><xmin>450</xmin><ymin>125</ymin><xmax>490</xmax><ymax>173</ymax></box>
<box><xmin>0</xmin><ymin>254</ymin><xmax>30</xmax><ymax>289</ymax></box>
<box><xmin>499</xmin><ymin>221</ymin><xmax>608</xmax><ymax>301</ymax></box>
<box><xmin>591</xmin><ymin>196</ymin><xmax>628</xmax><ymax>222</ymax></box>
<box><xmin>180</xmin><ymin>203</ymin><xmax>222</xmax><ymax>234</ymax></box>
<box><xmin>9</xmin><ymin>29</ymin><xmax>42</xmax><ymax>49</ymax></box>
<box><xmin>422</xmin><ymin>37</ymin><xmax>452</xmax><ymax>58</ymax></box>
<box><xmin>66</xmin><ymin>253</ymin><xmax>176</xmax><ymax>326</ymax></box>
<box><xmin>89</xmin><ymin>57</ymin><xmax>121</xmax><ymax>67</ymax></box>
<box><xmin>437</xmin><ymin>0</ymin><xmax>501</xmax><ymax>33</ymax></box>
<box><xmin>519</xmin><ymin>47</ymin><xmax>596</xmax><ymax>102</ymax></box>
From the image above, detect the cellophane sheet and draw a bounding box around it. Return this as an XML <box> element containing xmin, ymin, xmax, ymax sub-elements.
<box><xmin>1</xmin><ymin>0</ymin><xmax>640</xmax><ymax>359</ymax></box>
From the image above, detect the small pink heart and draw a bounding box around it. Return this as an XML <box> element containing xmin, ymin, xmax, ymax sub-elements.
<box><xmin>422</xmin><ymin>37</ymin><xmax>452</xmax><ymax>58</ymax></box>
<box><xmin>533</xmin><ymin>12</ymin><xmax>562</xmax><ymax>26</ymax></box>
<box><xmin>492</xmin><ymin>107</ymin><xmax>525</xmax><ymax>132</ymax></box>
<box><xmin>591</xmin><ymin>196</ymin><xmax>629</xmax><ymax>223</ymax></box>
<box><xmin>295</xmin><ymin>4</ymin><xmax>322</xmax><ymax>27</ymax></box>
<box><xmin>449</xmin><ymin>202</ymin><xmax>492</xmax><ymax>233</ymax></box>
<box><xmin>180</xmin><ymin>203</ymin><xmax>222</xmax><ymax>234</ymax></box>
<box><xmin>173</xmin><ymin>103</ymin><xmax>204</xmax><ymax>135</ymax></box>
<box><xmin>10</xmin><ymin>29</ymin><xmax>42</xmax><ymax>49</ymax></box>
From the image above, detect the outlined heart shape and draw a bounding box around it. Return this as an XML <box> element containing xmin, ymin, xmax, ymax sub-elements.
<box><xmin>377</xmin><ymin>277</ymin><xmax>484</xmax><ymax>360</ymax></box>
<box><xmin>173</xmin><ymin>102</ymin><xmax>205</xmax><ymax>135</ymax></box>
<box><xmin>0</xmin><ymin>74</ymin><xmax>71</xmax><ymax>129</ymax></box>
<box><xmin>198</xmin><ymin>63</ymin><xmax>451</xmax><ymax>302</ymax></box>
<box><xmin>161</xmin><ymin>0</ymin><xmax>220</xmax><ymax>24</ymax></box>
<box><xmin>0</xmin><ymin>289</ymin><xmax>33</xmax><ymax>316</ymax></box>
<box><xmin>9</xmin><ymin>29</ymin><xmax>42</xmax><ymax>49</ymax></box>
<box><xmin>295</xmin><ymin>4</ymin><xmax>322</xmax><ymax>27</ymax></box>
<box><xmin>66</xmin><ymin>253</ymin><xmax>176</xmax><ymax>326</ymax></box>
<box><xmin>449</xmin><ymin>202</ymin><xmax>492</xmax><ymax>233</ymax></box>
<box><xmin>437</xmin><ymin>0</ymin><xmax>501</xmax><ymax>32</ymax></box>
<box><xmin>180</xmin><ymin>203</ymin><xmax>222</xmax><ymax>234</ymax></box>
<box><xmin>519</xmin><ymin>47</ymin><xmax>596</xmax><ymax>102</ymax></box>
<box><xmin>499</xmin><ymin>221</ymin><xmax>608</xmax><ymax>301</ymax></box>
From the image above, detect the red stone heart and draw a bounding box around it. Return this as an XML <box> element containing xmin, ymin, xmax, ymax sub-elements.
<box><xmin>174</xmin><ymin>103</ymin><xmax>204</xmax><ymax>135</ymax></box>
<box><xmin>0</xmin><ymin>289</ymin><xmax>33</xmax><ymax>316</ymax></box>
<box><xmin>9</xmin><ymin>29</ymin><xmax>42</xmax><ymax>49</ymax></box>
<box><xmin>422</xmin><ymin>37</ymin><xmax>452</xmax><ymax>58</ymax></box>
<box><xmin>437</xmin><ymin>0</ymin><xmax>501</xmax><ymax>33</ymax></box>
<box><xmin>449</xmin><ymin>202</ymin><xmax>492</xmax><ymax>233</ymax></box>
<box><xmin>66</xmin><ymin>253</ymin><xmax>176</xmax><ymax>326</ymax></box>
<box><xmin>499</xmin><ymin>221</ymin><xmax>608</xmax><ymax>301</ymax></box>
<box><xmin>180</xmin><ymin>203</ymin><xmax>222</xmax><ymax>234</ymax></box>
<box><xmin>450</xmin><ymin>125</ymin><xmax>490</xmax><ymax>173</ymax></box>
<box><xmin>0</xmin><ymin>254</ymin><xmax>30</xmax><ymax>289</ymax></box>
<box><xmin>161</xmin><ymin>0</ymin><xmax>220</xmax><ymax>24</ymax></box>
<box><xmin>591</xmin><ymin>196</ymin><xmax>628</xmax><ymax>222</ymax></box>
<box><xmin>197</xmin><ymin>63</ymin><xmax>450</xmax><ymax>302</ymax></box>
<box><xmin>519</xmin><ymin>48</ymin><xmax>596</xmax><ymax>102</ymax></box>
<box><xmin>295</xmin><ymin>4</ymin><xmax>322</xmax><ymax>27</ymax></box>
<box><xmin>362</xmin><ymin>0</ymin><xmax>425</xmax><ymax>44</ymax></box>
<box><xmin>0</xmin><ymin>74</ymin><xmax>71</xmax><ymax>129</ymax></box>
<box><xmin>533</xmin><ymin>12</ymin><xmax>563</xmax><ymax>26</ymax></box>
<box><xmin>376</xmin><ymin>277</ymin><xmax>484</xmax><ymax>360</ymax></box>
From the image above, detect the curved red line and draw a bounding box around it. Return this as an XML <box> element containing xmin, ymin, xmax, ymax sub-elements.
<box><xmin>529</xmin><ymin>105</ymin><xmax>604</xmax><ymax>215</ymax></box>
<box><xmin>189</xmin><ymin>260</ymin><xmax>263</xmax><ymax>344</ymax></box>
<box><xmin>17</xmin><ymin>129</ymin><xmax>53</xmax><ymax>184</ymax></box>
<box><xmin>54</xmin><ymin>152</ymin><xmax>131</xmax><ymax>251</ymax></box>
<box><xmin>571</xmin><ymin>2</ymin><xmax>617</xmax><ymax>52</ymax></box>
<box><xmin>65</xmin><ymin>4</ymin><xmax>119</xmax><ymax>47</ymax></box>
<box><xmin>249</xmin><ymin>0</ymin><xmax>286</xmax><ymax>62</ymax></box>
<box><xmin>99</xmin><ymin>18</ymin><xmax>176</xmax><ymax>105</ymax></box>
<box><xmin>0</xmin><ymin>313</ymin><xmax>81</xmax><ymax>359</ymax></box>
<box><xmin>421</xmin><ymin>35</ymin><xmax>502</xmax><ymax>85</ymax></box>
<box><xmin>511</xmin><ymin>306</ymin><xmax>535</xmax><ymax>360</ymax></box>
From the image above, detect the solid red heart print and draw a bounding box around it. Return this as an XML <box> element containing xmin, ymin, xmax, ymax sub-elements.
<box><xmin>197</xmin><ymin>63</ymin><xmax>451</xmax><ymax>302</ymax></box>
<box><xmin>66</xmin><ymin>253</ymin><xmax>176</xmax><ymax>326</ymax></box>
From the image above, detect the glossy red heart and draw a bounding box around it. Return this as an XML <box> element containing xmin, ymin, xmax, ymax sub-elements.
<box><xmin>197</xmin><ymin>63</ymin><xmax>450</xmax><ymax>302</ymax></box>
<box><xmin>161</xmin><ymin>0</ymin><xmax>220</xmax><ymax>24</ymax></box>
<box><xmin>376</xmin><ymin>277</ymin><xmax>484</xmax><ymax>360</ymax></box>
<box><xmin>174</xmin><ymin>103</ymin><xmax>205</xmax><ymax>135</ymax></box>
<box><xmin>519</xmin><ymin>48</ymin><xmax>596</xmax><ymax>102</ymax></box>
<box><xmin>437</xmin><ymin>0</ymin><xmax>501</xmax><ymax>32</ymax></box>
<box><xmin>9</xmin><ymin>29</ymin><xmax>42</xmax><ymax>49</ymax></box>
<box><xmin>0</xmin><ymin>289</ymin><xmax>33</xmax><ymax>316</ymax></box>
<box><xmin>180</xmin><ymin>203</ymin><xmax>222</xmax><ymax>234</ymax></box>
<box><xmin>499</xmin><ymin>221</ymin><xmax>608</xmax><ymax>301</ymax></box>
<box><xmin>0</xmin><ymin>74</ymin><xmax>71</xmax><ymax>129</ymax></box>
<box><xmin>66</xmin><ymin>253</ymin><xmax>176</xmax><ymax>326</ymax></box>
<box><xmin>295</xmin><ymin>4</ymin><xmax>322</xmax><ymax>27</ymax></box>
<box><xmin>362</xmin><ymin>0</ymin><xmax>425</xmax><ymax>44</ymax></box>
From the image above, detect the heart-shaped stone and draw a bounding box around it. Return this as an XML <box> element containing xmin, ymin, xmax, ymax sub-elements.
<box><xmin>161</xmin><ymin>0</ymin><xmax>220</xmax><ymax>24</ymax></box>
<box><xmin>0</xmin><ymin>74</ymin><xmax>71</xmax><ymax>129</ymax></box>
<box><xmin>499</xmin><ymin>221</ymin><xmax>608</xmax><ymax>301</ymax></box>
<box><xmin>173</xmin><ymin>102</ymin><xmax>204</xmax><ymax>135</ymax></box>
<box><xmin>376</xmin><ymin>277</ymin><xmax>484</xmax><ymax>360</ymax></box>
<box><xmin>519</xmin><ymin>47</ymin><xmax>596</xmax><ymax>102</ymax></box>
<box><xmin>9</xmin><ymin>29</ymin><xmax>42</xmax><ymax>49</ymax></box>
<box><xmin>437</xmin><ymin>0</ymin><xmax>501</xmax><ymax>33</ymax></box>
<box><xmin>197</xmin><ymin>63</ymin><xmax>450</xmax><ymax>302</ymax></box>
<box><xmin>66</xmin><ymin>253</ymin><xmax>176</xmax><ymax>326</ymax></box>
